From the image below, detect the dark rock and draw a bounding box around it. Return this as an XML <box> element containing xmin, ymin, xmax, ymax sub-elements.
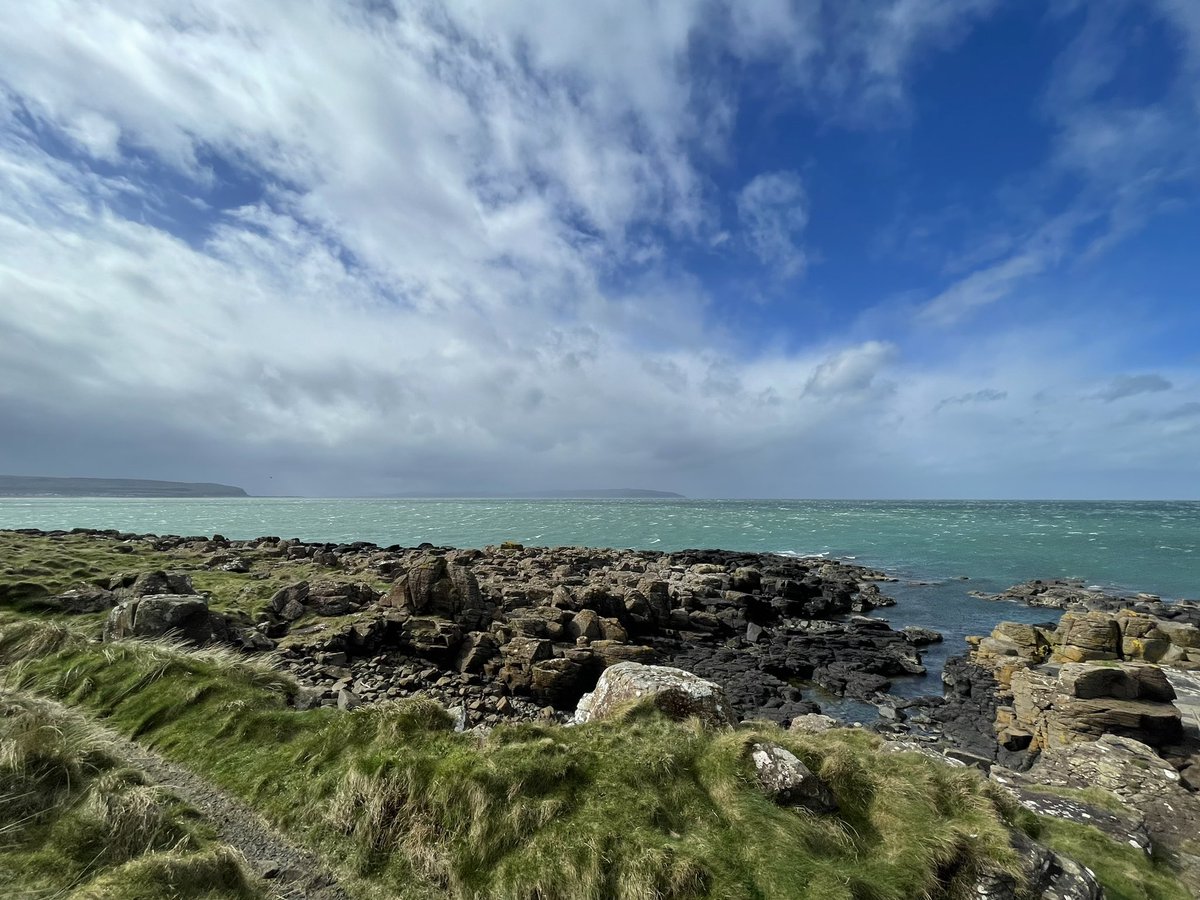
<box><xmin>104</xmin><ymin>594</ymin><xmax>214</xmax><ymax>645</ymax></box>
<box><xmin>45</xmin><ymin>583</ymin><xmax>117</xmax><ymax>614</ymax></box>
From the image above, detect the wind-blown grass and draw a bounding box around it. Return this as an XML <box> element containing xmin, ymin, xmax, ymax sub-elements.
<box><xmin>1</xmin><ymin>612</ymin><xmax>1191</xmax><ymax>899</ymax></box>
<box><xmin>0</xmin><ymin>614</ymin><xmax>1033</xmax><ymax>900</ymax></box>
<box><xmin>0</xmin><ymin>689</ymin><xmax>260</xmax><ymax>899</ymax></box>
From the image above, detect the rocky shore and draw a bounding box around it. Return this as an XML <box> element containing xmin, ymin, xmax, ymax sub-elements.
<box><xmin>928</xmin><ymin>578</ymin><xmax>1200</xmax><ymax>893</ymax></box>
<box><xmin>16</xmin><ymin>528</ymin><xmax>933</xmax><ymax>727</ymax></box>
<box><xmin>7</xmin><ymin>527</ymin><xmax>1200</xmax><ymax>894</ymax></box>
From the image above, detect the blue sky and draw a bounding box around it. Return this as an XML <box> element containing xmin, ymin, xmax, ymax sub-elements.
<box><xmin>0</xmin><ymin>0</ymin><xmax>1197</xmax><ymax>498</ymax></box>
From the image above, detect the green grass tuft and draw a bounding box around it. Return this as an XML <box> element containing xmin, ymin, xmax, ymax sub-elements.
<box><xmin>0</xmin><ymin>688</ymin><xmax>261</xmax><ymax>899</ymax></box>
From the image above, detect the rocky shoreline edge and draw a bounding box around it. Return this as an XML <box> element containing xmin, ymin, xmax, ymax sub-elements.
<box><xmin>5</xmin><ymin>526</ymin><xmax>1200</xmax><ymax>895</ymax></box>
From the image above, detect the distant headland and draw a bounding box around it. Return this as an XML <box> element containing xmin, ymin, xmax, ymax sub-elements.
<box><xmin>0</xmin><ymin>476</ymin><xmax>249</xmax><ymax>498</ymax></box>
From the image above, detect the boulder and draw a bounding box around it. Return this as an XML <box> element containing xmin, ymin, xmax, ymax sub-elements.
<box><xmin>589</xmin><ymin>640</ymin><xmax>656</xmax><ymax>667</ymax></box>
<box><xmin>748</xmin><ymin>742</ymin><xmax>837</xmax><ymax>812</ymax></box>
<box><xmin>1058</xmin><ymin>662</ymin><xmax>1175</xmax><ymax>703</ymax></box>
<box><xmin>270</xmin><ymin>580</ymin><xmax>379</xmax><ymax>620</ymax></box>
<box><xmin>573</xmin><ymin>662</ymin><xmax>736</xmax><ymax>727</ymax></box>
<box><xmin>455</xmin><ymin>632</ymin><xmax>499</xmax><ymax>674</ymax></box>
<box><xmin>110</xmin><ymin>570</ymin><xmax>196</xmax><ymax>598</ymax></box>
<box><xmin>308</xmin><ymin>581</ymin><xmax>379</xmax><ymax>616</ymax></box>
<box><xmin>530</xmin><ymin>657</ymin><xmax>590</xmax><ymax>708</ymax></box>
<box><xmin>104</xmin><ymin>594</ymin><xmax>215</xmax><ymax>645</ymax></box>
<box><xmin>566</xmin><ymin>608</ymin><xmax>602</xmax><ymax>641</ymax></box>
<box><xmin>901</xmin><ymin>626</ymin><xmax>942</xmax><ymax>645</ymax></box>
<box><xmin>788</xmin><ymin>713</ymin><xmax>841</xmax><ymax>734</ymax></box>
<box><xmin>1115</xmin><ymin>610</ymin><xmax>1171</xmax><ymax>662</ymax></box>
<box><xmin>499</xmin><ymin>636</ymin><xmax>554</xmax><ymax>691</ymax></box>
<box><xmin>270</xmin><ymin>582</ymin><xmax>311</xmax><ymax>621</ymax></box>
<box><xmin>1159</xmin><ymin>620</ymin><xmax>1200</xmax><ymax>650</ymax></box>
<box><xmin>387</xmin><ymin>556</ymin><xmax>486</xmax><ymax>628</ymax></box>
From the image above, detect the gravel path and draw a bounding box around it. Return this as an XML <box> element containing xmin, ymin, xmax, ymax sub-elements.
<box><xmin>45</xmin><ymin>699</ymin><xmax>351</xmax><ymax>900</ymax></box>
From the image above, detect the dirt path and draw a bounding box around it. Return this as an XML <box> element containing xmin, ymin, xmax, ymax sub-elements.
<box><xmin>44</xmin><ymin>698</ymin><xmax>352</xmax><ymax>900</ymax></box>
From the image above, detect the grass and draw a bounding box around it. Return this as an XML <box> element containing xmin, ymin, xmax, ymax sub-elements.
<box><xmin>0</xmin><ymin>529</ymin><xmax>387</xmax><ymax>622</ymax></box>
<box><xmin>0</xmin><ymin>689</ymin><xmax>261</xmax><ymax>899</ymax></box>
<box><xmin>1034</xmin><ymin>817</ymin><xmax>1192</xmax><ymax>900</ymax></box>
<box><xmin>0</xmin><ymin>615</ymin><xmax>1036</xmax><ymax>900</ymax></box>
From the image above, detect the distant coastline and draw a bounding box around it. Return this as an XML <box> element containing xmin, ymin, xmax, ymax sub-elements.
<box><xmin>0</xmin><ymin>476</ymin><xmax>248</xmax><ymax>498</ymax></box>
<box><xmin>376</xmin><ymin>488</ymin><xmax>685</xmax><ymax>499</ymax></box>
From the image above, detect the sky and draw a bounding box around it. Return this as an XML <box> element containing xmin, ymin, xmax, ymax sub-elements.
<box><xmin>0</xmin><ymin>0</ymin><xmax>1198</xmax><ymax>499</ymax></box>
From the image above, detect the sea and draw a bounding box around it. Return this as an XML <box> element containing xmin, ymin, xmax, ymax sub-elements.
<box><xmin>3</xmin><ymin>498</ymin><xmax>1197</xmax><ymax>710</ymax></box>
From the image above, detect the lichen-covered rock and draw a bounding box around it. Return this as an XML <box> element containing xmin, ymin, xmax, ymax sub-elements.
<box><xmin>574</xmin><ymin>662</ymin><xmax>736</xmax><ymax>727</ymax></box>
<box><xmin>973</xmin><ymin>831</ymin><xmax>1102</xmax><ymax>900</ymax></box>
<box><xmin>748</xmin><ymin>742</ymin><xmax>837</xmax><ymax>812</ymax></box>
<box><xmin>787</xmin><ymin>713</ymin><xmax>841</xmax><ymax>734</ymax></box>
<box><xmin>1053</xmin><ymin>611</ymin><xmax>1122</xmax><ymax>663</ymax></box>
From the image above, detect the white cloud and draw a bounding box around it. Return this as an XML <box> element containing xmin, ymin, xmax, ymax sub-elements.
<box><xmin>803</xmin><ymin>341</ymin><xmax>895</xmax><ymax>398</ymax></box>
<box><xmin>909</xmin><ymin>0</ymin><xmax>1200</xmax><ymax>326</ymax></box>
<box><xmin>737</xmin><ymin>171</ymin><xmax>809</xmax><ymax>279</ymax></box>
<box><xmin>0</xmin><ymin>1</ymin><xmax>1195</xmax><ymax>497</ymax></box>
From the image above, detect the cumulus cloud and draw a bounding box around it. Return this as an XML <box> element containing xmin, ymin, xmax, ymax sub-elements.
<box><xmin>803</xmin><ymin>341</ymin><xmax>895</xmax><ymax>398</ymax></box>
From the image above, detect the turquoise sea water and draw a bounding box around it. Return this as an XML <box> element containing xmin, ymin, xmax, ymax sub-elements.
<box><xmin>3</xmin><ymin>498</ymin><xmax>1197</xmax><ymax>702</ymax></box>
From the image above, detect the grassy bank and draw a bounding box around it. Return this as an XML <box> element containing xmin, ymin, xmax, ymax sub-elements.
<box><xmin>0</xmin><ymin>530</ymin><xmax>379</xmax><ymax>623</ymax></box>
<box><xmin>0</xmin><ymin>690</ymin><xmax>261</xmax><ymax>899</ymax></box>
<box><xmin>0</xmin><ymin>615</ymin><xmax>1040</xmax><ymax>899</ymax></box>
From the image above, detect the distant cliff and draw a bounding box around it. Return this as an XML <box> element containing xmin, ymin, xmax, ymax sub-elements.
<box><xmin>0</xmin><ymin>476</ymin><xmax>248</xmax><ymax>498</ymax></box>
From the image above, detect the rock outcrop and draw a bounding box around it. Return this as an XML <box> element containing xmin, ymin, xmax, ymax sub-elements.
<box><xmin>264</xmin><ymin>544</ymin><xmax>921</xmax><ymax>727</ymax></box>
<box><xmin>269</xmin><ymin>580</ymin><xmax>380</xmax><ymax>621</ymax></box>
<box><xmin>1000</xmin><ymin>662</ymin><xmax>1182</xmax><ymax>753</ymax></box>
